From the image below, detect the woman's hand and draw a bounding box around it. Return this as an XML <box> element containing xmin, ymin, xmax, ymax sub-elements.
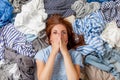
<box><xmin>50</xmin><ymin>33</ymin><xmax>68</xmax><ymax>56</ymax></box>
<box><xmin>60</xmin><ymin>36</ymin><xmax>68</xmax><ymax>55</ymax></box>
<box><xmin>51</xmin><ymin>37</ymin><xmax>60</xmax><ymax>55</ymax></box>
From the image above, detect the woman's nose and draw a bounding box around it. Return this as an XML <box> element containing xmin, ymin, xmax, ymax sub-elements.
<box><xmin>57</xmin><ymin>33</ymin><xmax>62</xmax><ymax>37</ymax></box>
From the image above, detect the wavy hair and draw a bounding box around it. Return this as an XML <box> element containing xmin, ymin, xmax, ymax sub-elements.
<box><xmin>46</xmin><ymin>14</ymin><xmax>85</xmax><ymax>50</ymax></box>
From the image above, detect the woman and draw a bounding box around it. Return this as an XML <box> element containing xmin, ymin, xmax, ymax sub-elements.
<box><xmin>35</xmin><ymin>14</ymin><xmax>84</xmax><ymax>80</ymax></box>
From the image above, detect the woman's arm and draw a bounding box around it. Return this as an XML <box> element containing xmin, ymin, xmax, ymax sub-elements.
<box><xmin>36</xmin><ymin>50</ymin><xmax>57</xmax><ymax>80</ymax></box>
<box><xmin>36</xmin><ymin>60</ymin><xmax>45</xmax><ymax>80</ymax></box>
<box><xmin>62</xmin><ymin>50</ymin><xmax>80</xmax><ymax>80</ymax></box>
<box><xmin>75</xmin><ymin>64</ymin><xmax>81</xmax><ymax>79</ymax></box>
<box><xmin>60</xmin><ymin>38</ymin><xmax>80</xmax><ymax>80</ymax></box>
<box><xmin>36</xmin><ymin>37</ymin><xmax>60</xmax><ymax>80</ymax></box>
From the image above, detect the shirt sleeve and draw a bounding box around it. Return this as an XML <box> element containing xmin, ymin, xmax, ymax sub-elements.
<box><xmin>70</xmin><ymin>50</ymin><xmax>83</xmax><ymax>67</ymax></box>
<box><xmin>34</xmin><ymin>49</ymin><xmax>46</xmax><ymax>63</ymax></box>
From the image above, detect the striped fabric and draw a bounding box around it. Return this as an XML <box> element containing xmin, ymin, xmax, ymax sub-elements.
<box><xmin>100</xmin><ymin>0</ymin><xmax>120</xmax><ymax>27</ymax></box>
<box><xmin>44</xmin><ymin>0</ymin><xmax>76</xmax><ymax>17</ymax></box>
<box><xmin>0</xmin><ymin>23</ymin><xmax>36</xmax><ymax>60</ymax></box>
<box><xmin>0</xmin><ymin>33</ymin><xmax>4</xmax><ymax>59</ymax></box>
<box><xmin>73</xmin><ymin>10</ymin><xmax>105</xmax><ymax>37</ymax></box>
<box><xmin>73</xmin><ymin>10</ymin><xmax>106</xmax><ymax>55</ymax></box>
<box><xmin>76</xmin><ymin>36</ymin><xmax>105</xmax><ymax>55</ymax></box>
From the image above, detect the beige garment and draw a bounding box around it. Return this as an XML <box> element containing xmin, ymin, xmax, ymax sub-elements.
<box><xmin>65</xmin><ymin>15</ymin><xmax>75</xmax><ymax>24</ymax></box>
<box><xmin>83</xmin><ymin>65</ymin><xmax>115</xmax><ymax>80</ymax></box>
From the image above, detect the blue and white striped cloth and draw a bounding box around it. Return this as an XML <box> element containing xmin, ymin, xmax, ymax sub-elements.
<box><xmin>73</xmin><ymin>10</ymin><xmax>106</xmax><ymax>55</ymax></box>
<box><xmin>76</xmin><ymin>36</ymin><xmax>105</xmax><ymax>55</ymax></box>
<box><xmin>100</xmin><ymin>0</ymin><xmax>120</xmax><ymax>27</ymax></box>
<box><xmin>0</xmin><ymin>23</ymin><xmax>36</xmax><ymax>60</ymax></box>
<box><xmin>44</xmin><ymin>0</ymin><xmax>76</xmax><ymax>17</ymax></box>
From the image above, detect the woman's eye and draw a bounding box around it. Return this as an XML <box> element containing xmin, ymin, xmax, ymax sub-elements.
<box><xmin>53</xmin><ymin>32</ymin><xmax>57</xmax><ymax>34</ymax></box>
<box><xmin>62</xmin><ymin>31</ymin><xmax>67</xmax><ymax>34</ymax></box>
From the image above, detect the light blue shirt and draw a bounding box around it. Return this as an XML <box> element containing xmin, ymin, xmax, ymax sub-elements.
<box><xmin>34</xmin><ymin>46</ymin><xmax>82</xmax><ymax>80</ymax></box>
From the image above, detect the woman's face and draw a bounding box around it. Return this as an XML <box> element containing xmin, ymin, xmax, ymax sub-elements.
<box><xmin>50</xmin><ymin>24</ymin><xmax>68</xmax><ymax>45</ymax></box>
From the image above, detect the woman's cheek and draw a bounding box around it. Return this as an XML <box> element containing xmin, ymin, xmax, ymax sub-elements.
<box><xmin>50</xmin><ymin>37</ymin><xmax>53</xmax><ymax>44</ymax></box>
<box><xmin>50</xmin><ymin>37</ymin><xmax>56</xmax><ymax>44</ymax></box>
<box><xmin>65</xmin><ymin>40</ymin><xmax>68</xmax><ymax>44</ymax></box>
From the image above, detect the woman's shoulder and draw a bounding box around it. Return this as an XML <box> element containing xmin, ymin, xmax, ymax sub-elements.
<box><xmin>34</xmin><ymin>46</ymin><xmax>52</xmax><ymax>61</ymax></box>
<box><xmin>69</xmin><ymin>49</ymin><xmax>83</xmax><ymax>66</ymax></box>
<box><xmin>69</xmin><ymin>49</ymin><xmax>77</xmax><ymax>54</ymax></box>
<box><xmin>37</xmin><ymin>45</ymin><xmax>52</xmax><ymax>54</ymax></box>
<box><xmin>69</xmin><ymin>49</ymin><xmax>81</xmax><ymax>57</ymax></box>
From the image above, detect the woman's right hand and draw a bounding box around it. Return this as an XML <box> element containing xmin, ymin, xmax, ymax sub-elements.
<box><xmin>50</xmin><ymin>37</ymin><xmax>60</xmax><ymax>55</ymax></box>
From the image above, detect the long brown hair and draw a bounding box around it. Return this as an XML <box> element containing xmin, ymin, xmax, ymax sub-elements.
<box><xmin>45</xmin><ymin>14</ymin><xmax>85</xmax><ymax>50</ymax></box>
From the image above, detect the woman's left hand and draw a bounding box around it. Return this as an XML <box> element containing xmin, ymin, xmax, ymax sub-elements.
<box><xmin>60</xmin><ymin>36</ymin><xmax>68</xmax><ymax>55</ymax></box>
